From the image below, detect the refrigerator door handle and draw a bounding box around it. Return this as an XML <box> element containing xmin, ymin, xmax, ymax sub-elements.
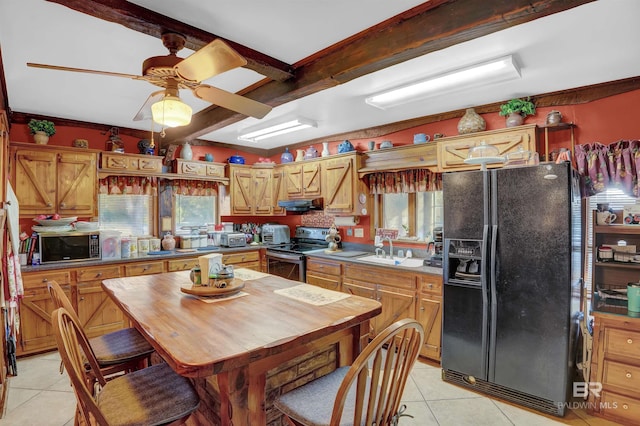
<box><xmin>488</xmin><ymin>171</ymin><xmax>498</xmax><ymax>381</ymax></box>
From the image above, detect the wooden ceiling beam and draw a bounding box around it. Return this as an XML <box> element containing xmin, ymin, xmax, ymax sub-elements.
<box><xmin>164</xmin><ymin>0</ymin><xmax>595</xmax><ymax>143</ymax></box>
<box><xmin>45</xmin><ymin>0</ymin><xmax>293</xmax><ymax>82</ymax></box>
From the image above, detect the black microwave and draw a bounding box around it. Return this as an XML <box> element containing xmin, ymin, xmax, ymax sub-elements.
<box><xmin>39</xmin><ymin>231</ymin><xmax>101</xmax><ymax>263</ymax></box>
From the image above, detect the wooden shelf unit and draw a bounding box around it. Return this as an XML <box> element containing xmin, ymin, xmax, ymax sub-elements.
<box><xmin>537</xmin><ymin>122</ymin><xmax>576</xmax><ymax>162</ymax></box>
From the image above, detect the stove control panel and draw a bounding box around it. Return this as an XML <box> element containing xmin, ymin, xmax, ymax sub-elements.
<box><xmin>295</xmin><ymin>227</ymin><xmax>330</xmax><ymax>241</ymax></box>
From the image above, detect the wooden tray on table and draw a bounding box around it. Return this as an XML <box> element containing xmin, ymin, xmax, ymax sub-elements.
<box><xmin>180</xmin><ymin>278</ymin><xmax>245</xmax><ymax>297</ymax></box>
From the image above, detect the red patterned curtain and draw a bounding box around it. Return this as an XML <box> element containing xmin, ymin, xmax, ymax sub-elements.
<box><xmin>164</xmin><ymin>179</ymin><xmax>219</xmax><ymax>196</ymax></box>
<box><xmin>575</xmin><ymin>140</ymin><xmax>640</xmax><ymax>197</ymax></box>
<box><xmin>364</xmin><ymin>169</ymin><xmax>442</xmax><ymax>194</ymax></box>
<box><xmin>99</xmin><ymin>176</ymin><xmax>158</xmax><ymax>195</ymax></box>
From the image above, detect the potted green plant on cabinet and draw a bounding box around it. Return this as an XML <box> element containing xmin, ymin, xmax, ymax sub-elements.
<box><xmin>499</xmin><ymin>98</ymin><xmax>536</xmax><ymax>127</ymax></box>
<box><xmin>28</xmin><ymin>119</ymin><xmax>56</xmax><ymax>144</ymax></box>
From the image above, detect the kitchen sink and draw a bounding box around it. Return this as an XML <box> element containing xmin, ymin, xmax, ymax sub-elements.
<box><xmin>357</xmin><ymin>255</ymin><xmax>424</xmax><ymax>268</ymax></box>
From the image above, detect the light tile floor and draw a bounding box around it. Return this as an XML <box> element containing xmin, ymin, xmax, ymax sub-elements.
<box><xmin>0</xmin><ymin>353</ymin><xmax>624</xmax><ymax>426</ymax></box>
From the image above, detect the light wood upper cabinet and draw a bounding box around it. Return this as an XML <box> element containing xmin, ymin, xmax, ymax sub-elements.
<box><xmin>323</xmin><ymin>153</ymin><xmax>365</xmax><ymax>215</ymax></box>
<box><xmin>436</xmin><ymin>124</ymin><xmax>537</xmax><ymax>172</ymax></box>
<box><xmin>282</xmin><ymin>161</ymin><xmax>321</xmax><ymax>198</ymax></box>
<box><xmin>11</xmin><ymin>143</ymin><xmax>98</xmax><ymax>217</ymax></box>
<box><xmin>228</xmin><ymin>164</ymin><xmax>282</xmax><ymax>216</ymax></box>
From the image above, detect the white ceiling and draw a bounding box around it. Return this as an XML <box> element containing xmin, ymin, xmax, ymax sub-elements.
<box><xmin>1</xmin><ymin>0</ymin><xmax>639</xmax><ymax>150</ymax></box>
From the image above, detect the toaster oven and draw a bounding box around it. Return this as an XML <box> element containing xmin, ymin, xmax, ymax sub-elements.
<box><xmin>219</xmin><ymin>232</ymin><xmax>246</xmax><ymax>247</ymax></box>
<box><xmin>261</xmin><ymin>224</ymin><xmax>291</xmax><ymax>245</ymax></box>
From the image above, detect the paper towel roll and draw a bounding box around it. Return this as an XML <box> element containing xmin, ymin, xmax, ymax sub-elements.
<box><xmin>333</xmin><ymin>216</ymin><xmax>359</xmax><ymax>226</ymax></box>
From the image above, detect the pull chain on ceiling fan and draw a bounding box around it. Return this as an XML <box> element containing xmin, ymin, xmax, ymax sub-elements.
<box><xmin>27</xmin><ymin>32</ymin><xmax>272</xmax><ymax>129</ymax></box>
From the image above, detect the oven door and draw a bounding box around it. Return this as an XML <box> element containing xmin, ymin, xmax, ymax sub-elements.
<box><xmin>266</xmin><ymin>250</ymin><xmax>305</xmax><ymax>282</ymax></box>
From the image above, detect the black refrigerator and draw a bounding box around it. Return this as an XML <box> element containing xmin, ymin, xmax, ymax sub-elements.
<box><xmin>441</xmin><ymin>162</ymin><xmax>582</xmax><ymax>416</ymax></box>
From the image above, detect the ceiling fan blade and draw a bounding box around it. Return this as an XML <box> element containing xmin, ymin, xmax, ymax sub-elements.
<box><xmin>193</xmin><ymin>85</ymin><xmax>271</xmax><ymax>119</ymax></box>
<box><xmin>133</xmin><ymin>90</ymin><xmax>166</xmax><ymax>122</ymax></box>
<box><xmin>175</xmin><ymin>39</ymin><xmax>247</xmax><ymax>83</ymax></box>
<box><xmin>27</xmin><ymin>62</ymin><xmax>145</xmax><ymax>80</ymax></box>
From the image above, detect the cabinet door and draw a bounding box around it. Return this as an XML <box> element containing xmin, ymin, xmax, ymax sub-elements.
<box><xmin>418</xmin><ymin>293</ymin><xmax>442</xmax><ymax>361</ymax></box>
<box><xmin>375</xmin><ymin>283</ymin><xmax>416</xmax><ymax>337</ymax></box>
<box><xmin>323</xmin><ymin>157</ymin><xmax>355</xmax><ymax>213</ymax></box>
<box><xmin>57</xmin><ymin>151</ymin><xmax>97</xmax><ymax>216</ymax></box>
<box><xmin>18</xmin><ymin>286</ymin><xmax>70</xmax><ymax>355</ymax></box>
<box><xmin>343</xmin><ymin>279</ymin><xmax>376</xmax><ymax>336</ymax></box>
<box><xmin>271</xmin><ymin>168</ymin><xmax>286</xmax><ymax>215</ymax></box>
<box><xmin>230</xmin><ymin>167</ymin><xmax>253</xmax><ymax>215</ymax></box>
<box><xmin>283</xmin><ymin>163</ymin><xmax>303</xmax><ymax>197</ymax></box>
<box><xmin>77</xmin><ymin>282</ymin><xmax>125</xmax><ymax>338</ymax></box>
<box><xmin>253</xmin><ymin>168</ymin><xmax>274</xmax><ymax>215</ymax></box>
<box><xmin>302</xmin><ymin>162</ymin><xmax>321</xmax><ymax>197</ymax></box>
<box><xmin>12</xmin><ymin>149</ymin><xmax>57</xmax><ymax>215</ymax></box>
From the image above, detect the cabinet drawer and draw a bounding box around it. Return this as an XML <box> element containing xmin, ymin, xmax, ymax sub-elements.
<box><xmin>344</xmin><ymin>264</ymin><xmax>416</xmax><ymax>290</ymax></box>
<box><xmin>421</xmin><ymin>274</ymin><xmax>442</xmax><ymax>295</ymax></box>
<box><xmin>307</xmin><ymin>258</ymin><xmax>341</xmax><ymax>276</ymax></box>
<box><xmin>600</xmin><ymin>390</ymin><xmax>640</xmax><ymax>425</ymax></box>
<box><xmin>22</xmin><ymin>270</ymin><xmax>71</xmax><ymax>289</ymax></box>
<box><xmin>222</xmin><ymin>251</ymin><xmax>260</xmax><ymax>265</ymax></box>
<box><xmin>605</xmin><ymin>328</ymin><xmax>640</xmax><ymax>359</ymax></box>
<box><xmin>124</xmin><ymin>261</ymin><xmax>165</xmax><ymax>276</ymax></box>
<box><xmin>603</xmin><ymin>360</ymin><xmax>640</xmax><ymax>393</ymax></box>
<box><xmin>167</xmin><ymin>257</ymin><xmax>200</xmax><ymax>272</ymax></box>
<box><xmin>76</xmin><ymin>265</ymin><xmax>121</xmax><ymax>282</ymax></box>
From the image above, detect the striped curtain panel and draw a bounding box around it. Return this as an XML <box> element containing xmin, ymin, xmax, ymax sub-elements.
<box><xmin>364</xmin><ymin>169</ymin><xmax>442</xmax><ymax>194</ymax></box>
<box><xmin>99</xmin><ymin>176</ymin><xmax>158</xmax><ymax>195</ymax></box>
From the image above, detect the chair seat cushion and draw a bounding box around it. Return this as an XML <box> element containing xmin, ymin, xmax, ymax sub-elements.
<box><xmin>275</xmin><ymin>366</ymin><xmax>370</xmax><ymax>426</ymax></box>
<box><xmin>97</xmin><ymin>363</ymin><xmax>199</xmax><ymax>426</ymax></box>
<box><xmin>89</xmin><ymin>327</ymin><xmax>154</xmax><ymax>366</ymax></box>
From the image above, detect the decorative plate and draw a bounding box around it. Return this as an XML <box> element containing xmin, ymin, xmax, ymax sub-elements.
<box><xmin>180</xmin><ymin>278</ymin><xmax>245</xmax><ymax>297</ymax></box>
<box><xmin>32</xmin><ymin>225</ymin><xmax>74</xmax><ymax>233</ymax></box>
<box><xmin>33</xmin><ymin>216</ymin><xmax>78</xmax><ymax>226</ymax></box>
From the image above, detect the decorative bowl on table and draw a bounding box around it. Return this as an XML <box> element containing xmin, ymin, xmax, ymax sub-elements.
<box><xmin>33</xmin><ymin>216</ymin><xmax>77</xmax><ymax>227</ymax></box>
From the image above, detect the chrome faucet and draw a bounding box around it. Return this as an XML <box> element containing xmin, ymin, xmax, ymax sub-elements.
<box><xmin>375</xmin><ymin>247</ymin><xmax>385</xmax><ymax>257</ymax></box>
<box><xmin>383</xmin><ymin>236</ymin><xmax>394</xmax><ymax>259</ymax></box>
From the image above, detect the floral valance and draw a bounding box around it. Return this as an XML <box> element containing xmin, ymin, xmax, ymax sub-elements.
<box><xmin>575</xmin><ymin>140</ymin><xmax>640</xmax><ymax>197</ymax></box>
<box><xmin>163</xmin><ymin>179</ymin><xmax>219</xmax><ymax>196</ymax></box>
<box><xmin>99</xmin><ymin>176</ymin><xmax>157</xmax><ymax>195</ymax></box>
<box><xmin>364</xmin><ymin>169</ymin><xmax>442</xmax><ymax>194</ymax></box>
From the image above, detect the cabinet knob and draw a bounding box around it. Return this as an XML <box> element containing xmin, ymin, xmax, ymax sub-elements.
<box><xmin>623</xmin><ymin>404</ymin><xmax>629</xmax><ymax>410</ymax></box>
<box><xmin>628</xmin><ymin>338</ymin><xmax>633</xmax><ymax>344</ymax></box>
<box><xmin>96</xmin><ymin>272</ymin><xmax>102</xmax><ymax>277</ymax></box>
<box><xmin>420</xmin><ymin>306</ymin><xmax>425</xmax><ymax>312</ymax></box>
<box><xmin>80</xmin><ymin>297</ymin><xmax>85</xmax><ymax>301</ymax></box>
<box><xmin>626</xmin><ymin>372</ymin><xmax>632</xmax><ymax>379</ymax></box>
<box><xmin>59</xmin><ymin>202</ymin><xmax>66</xmax><ymax>207</ymax></box>
<box><xmin>47</xmin><ymin>202</ymin><xmax>53</xmax><ymax>207</ymax></box>
<box><xmin>42</xmin><ymin>278</ymin><xmax>48</xmax><ymax>282</ymax></box>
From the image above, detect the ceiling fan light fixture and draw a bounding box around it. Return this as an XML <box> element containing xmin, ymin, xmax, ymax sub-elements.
<box><xmin>238</xmin><ymin>118</ymin><xmax>317</xmax><ymax>142</ymax></box>
<box><xmin>365</xmin><ymin>55</ymin><xmax>521</xmax><ymax>110</ymax></box>
<box><xmin>151</xmin><ymin>95</ymin><xmax>193</xmax><ymax>128</ymax></box>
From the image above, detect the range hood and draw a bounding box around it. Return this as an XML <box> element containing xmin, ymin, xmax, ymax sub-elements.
<box><xmin>277</xmin><ymin>198</ymin><xmax>323</xmax><ymax>212</ymax></box>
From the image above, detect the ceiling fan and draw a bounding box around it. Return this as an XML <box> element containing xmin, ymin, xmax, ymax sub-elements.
<box><xmin>27</xmin><ymin>32</ymin><xmax>272</xmax><ymax>127</ymax></box>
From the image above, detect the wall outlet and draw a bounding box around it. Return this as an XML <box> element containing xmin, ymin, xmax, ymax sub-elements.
<box><xmin>354</xmin><ymin>228</ymin><xmax>364</xmax><ymax>238</ymax></box>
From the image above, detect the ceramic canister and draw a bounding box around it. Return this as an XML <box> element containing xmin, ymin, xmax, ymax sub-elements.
<box><xmin>150</xmin><ymin>238</ymin><xmax>161</xmax><ymax>252</ymax></box>
<box><xmin>628</xmin><ymin>283</ymin><xmax>640</xmax><ymax>312</ymax></box>
<box><xmin>138</xmin><ymin>238</ymin><xmax>150</xmax><ymax>255</ymax></box>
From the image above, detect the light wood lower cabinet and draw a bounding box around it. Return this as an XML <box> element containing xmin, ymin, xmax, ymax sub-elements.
<box><xmin>75</xmin><ymin>265</ymin><xmax>124</xmax><ymax>339</ymax></box>
<box><xmin>588</xmin><ymin>312</ymin><xmax>640</xmax><ymax>426</ymax></box>
<box><xmin>308</xmin><ymin>257</ymin><xmax>442</xmax><ymax>361</ymax></box>
<box><xmin>17</xmin><ymin>250</ymin><xmax>263</xmax><ymax>356</ymax></box>
<box><xmin>306</xmin><ymin>258</ymin><xmax>341</xmax><ymax>291</ymax></box>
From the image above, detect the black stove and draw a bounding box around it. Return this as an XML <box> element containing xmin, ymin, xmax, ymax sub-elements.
<box><xmin>265</xmin><ymin>227</ymin><xmax>332</xmax><ymax>281</ymax></box>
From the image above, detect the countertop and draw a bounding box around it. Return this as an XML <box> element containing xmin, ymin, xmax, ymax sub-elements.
<box><xmin>20</xmin><ymin>245</ymin><xmax>261</xmax><ymax>272</ymax></box>
<box><xmin>305</xmin><ymin>249</ymin><xmax>443</xmax><ymax>276</ymax></box>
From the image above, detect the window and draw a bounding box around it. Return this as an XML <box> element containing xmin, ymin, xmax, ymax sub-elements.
<box><xmin>99</xmin><ymin>194</ymin><xmax>152</xmax><ymax>236</ymax></box>
<box><xmin>174</xmin><ymin>194</ymin><xmax>216</xmax><ymax>234</ymax></box>
<box><xmin>378</xmin><ymin>191</ymin><xmax>443</xmax><ymax>241</ymax></box>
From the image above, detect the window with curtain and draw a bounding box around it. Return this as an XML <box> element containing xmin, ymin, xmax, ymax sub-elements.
<box><xmin>367</xmin><ymin>169</ymin><xmax>443</xmax><ymax>242</ymax></box>
<box><xmin>98</xmin><ymin>177</ymin><xmax>157</xmax><ymax>236</ymax></box>
<box><xmin>174</xmin><ymin>194</ymin><xmax>216</xmax><ymax>233</ymax></box>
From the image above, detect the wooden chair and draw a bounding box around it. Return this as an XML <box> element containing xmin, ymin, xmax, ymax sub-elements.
<box><xmin>52</xmin><ymin>307</ymin><xmax>200</xmax><ymax>426</ymax></box>
<box><xmin>47</xmin><ymin>280</ymin><xmax>154</xmax><ymax>377</ymax></box>
<box><xmin>274</xmin><ymin>318</ymin><xmax>424</xmax><ymax>426</ymax></box>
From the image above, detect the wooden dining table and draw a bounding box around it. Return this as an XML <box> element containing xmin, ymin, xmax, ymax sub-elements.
<box><xmin>101</xmin><ymin>269</ymin><xmax>382</xmax><ymax>426</ymax></box>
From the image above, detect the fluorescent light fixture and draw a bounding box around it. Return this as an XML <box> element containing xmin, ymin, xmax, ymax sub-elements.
<box><xmin>365</xmin><ymin>55</ymin><xmax>521</xmax><ymax>110</ymax></box>
<box><xmin>238</xmin><ymin>118</ymin><xmax>317</xmax><ymax>142</ymax></box>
